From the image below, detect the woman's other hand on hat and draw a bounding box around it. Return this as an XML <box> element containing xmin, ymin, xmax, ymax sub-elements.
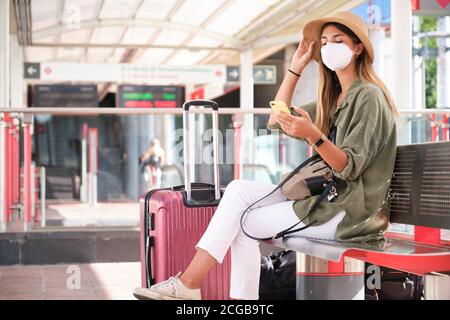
<box><xmin>276</xmin><ymin>107</ymin><xmax>320</xmax><ymax>141</ymax></box>
<box><xmin>289</xmin><ymin>40</ymin><xmax>315</xmax><ymax>75</ymax></box>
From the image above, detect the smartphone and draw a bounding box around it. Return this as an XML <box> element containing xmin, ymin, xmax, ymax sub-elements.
<box><xmin>269</xmin><ymin>101</ymin><xmax>291</xmax><ymax>115</ymax></box>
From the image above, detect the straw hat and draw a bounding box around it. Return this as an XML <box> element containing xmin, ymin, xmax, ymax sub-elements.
<box><xmin>302</xmin><ymin>12</ymin><xmax>374</xmax><ymax>64</ymax></box>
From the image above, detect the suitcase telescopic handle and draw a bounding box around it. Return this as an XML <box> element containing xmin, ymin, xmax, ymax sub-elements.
<box><xmin>182</xmin><ymin>100</ymin><xmax>221</xmax><ymax>202</ymax></box>
<box><xmin>183</xmin><ymin>99</ymin><xmax>219</xmax><ymax>111</ymax></box>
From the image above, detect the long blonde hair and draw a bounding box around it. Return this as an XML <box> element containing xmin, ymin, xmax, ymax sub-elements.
<box><xmin>315</xmin><ymin>22</ymin><xmax>399</xmax><ymax>136</ymax></box>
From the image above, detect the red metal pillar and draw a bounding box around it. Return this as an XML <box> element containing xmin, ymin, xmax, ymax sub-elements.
<box><xmin>442</xmin><ymin>114</ymin><xmax>449</xmax><ymax>141</ymax></box>
<box><xmin>431</xmin><ymin>113</ymin><xmax>438</xmax><ymax>142</ymax></box>
<box><xmin>23</xmin><ymin>121</ymin><xmax>32</xmax><ymax>229</ymax></box>
<box><xmin>5</xmin><ymin>114</ymin><xmax>12</xmax><ymax>223</ymax></box>
<box><xmin>12</xmin><ymin>121</ymin><xmax>19</xmax><ymax>205</ymax></box>
<box><xmin>0</xmin><ymin>113</ymin><xmax>8</xmax><ymax>230</ymax></box>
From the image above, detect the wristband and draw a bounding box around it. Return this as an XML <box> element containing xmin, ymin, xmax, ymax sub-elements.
<box><xmin>288</xmin><ymin>69</ymin><xmax>301</xmax><ymax>77</ymax></box>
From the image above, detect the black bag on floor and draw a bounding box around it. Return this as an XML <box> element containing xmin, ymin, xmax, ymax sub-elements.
<box><xmin>365</xmin><ymin>264</ymin><xmax>424</xmax><ymax>300</ymax></box>
<box><xmin>259</xmin><ymin>250</ymin><xmax>296</xmax><ymax>300</ymax></box>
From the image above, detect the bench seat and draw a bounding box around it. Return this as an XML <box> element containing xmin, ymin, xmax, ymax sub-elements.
<box><xmin>269</xmin><ymin>233</ymin><xmax>450</xmax><ymax>276</ymax></box>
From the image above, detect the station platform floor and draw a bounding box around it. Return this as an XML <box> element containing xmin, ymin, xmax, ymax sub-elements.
<box><xmin>0</xmin><ymin>262</ymin><xmax>140</xmax><ymax>300</ymax></box>
<box><xmin>45</xmin><ymin>202</ymin><xmax>140</xmax><ymax>227</ymax></box>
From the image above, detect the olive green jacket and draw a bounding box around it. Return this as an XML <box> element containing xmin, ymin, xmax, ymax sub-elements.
<box><xmin>267</xmin><ymin>78</ymin><xmax>397</xmax><ymax>242</ymax></box>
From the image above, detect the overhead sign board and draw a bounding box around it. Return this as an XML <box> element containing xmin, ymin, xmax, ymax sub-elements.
<box><xmin>24</xmin><ymin>62</ymin><xmax>277</xmax><ymax>85</ymax></box>
<box><xmin>117</xmin><ymin>85</ymin><xmax>184</xmax><ymax>108</ymax></box>
<box><xmin>24</xmin><ymin>62</ymin><xmax>227</xmax><ymax>84</ymax></box>
<box><xmin>33</xmin><ymin>84</ymin><xmax>98</xmax><ymax>108</ymax></box>
<box><xmin>225</xmin><ymin>65</ymin><xmax>277</xmax><ymax>84</ymax></box>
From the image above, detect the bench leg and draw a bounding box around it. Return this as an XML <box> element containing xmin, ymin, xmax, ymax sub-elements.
<box><xmin>424</xmin><ymin>272</ymin><xmax>450</xmax><ymax>300</ymax></box>
<box><xmin>296</xmin><ymin>253</ymin><xmax>365</xmax><ymax>300</ymax></box>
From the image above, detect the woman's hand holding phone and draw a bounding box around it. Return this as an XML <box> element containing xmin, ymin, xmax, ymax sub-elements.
<box><xmin>268</xmin><ymin>101</ymin><xmax>289</xmax><ymax>126</ymax></box>
<box><xmin>275</xmin><ymin>106</ymin><xmax>320</xmax><ymax>141</ymax></box>
<box><xmin>270</xmin><ymin>101</ymin><xmax>291</xmax><ymax>115</ymax></box>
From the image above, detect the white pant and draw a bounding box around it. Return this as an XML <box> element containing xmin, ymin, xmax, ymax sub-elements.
<box><xmin>196</xmin><ymin>179</ymin><xmax>345</xmax><ymax>300</ymax></box>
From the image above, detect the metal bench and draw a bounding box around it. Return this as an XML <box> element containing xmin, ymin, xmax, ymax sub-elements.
<box><xmin>269</xmin><ymin>140</ymin><xmax>450</xmax><ymax>300</ymax></box>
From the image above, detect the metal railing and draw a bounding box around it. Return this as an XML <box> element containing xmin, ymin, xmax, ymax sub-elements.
<box><xmin>1</xmin><ymin>107</ymin><xmax>450</xmax><ymax>115</ymax></box>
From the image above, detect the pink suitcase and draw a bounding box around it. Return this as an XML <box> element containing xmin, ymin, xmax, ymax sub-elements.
<box><xmin>139</xmin><ymin>100</ymin><xmax>231</xmax><ymax>300</ymax></box>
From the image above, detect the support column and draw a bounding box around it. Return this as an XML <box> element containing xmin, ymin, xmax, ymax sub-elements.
<box><xmin>424</xmin><ymin>272</ymin><xmax>450</xmax><ymax>300</ymax></box>
<box><xmin>391</xmin><ymin>0</ymin><xmax>412</xmax><ymax>145</ymax></box>
<box><xmin>0</xmin><ymin>0</ymin><xmax>9</xmax><ymax>109</ymax></box>
<box><xmin>0</xmin><ymin>0</ymin><xmax>10</xmax><ymax>233</ymax></box>
<box><xmin>437</xmin><ymin>17</ymin><xmax>450</xmax><ymax>109</ymax></box>
<box><xmin>412</xmin><ymin>16</ymin><xmax>425</xmax><ymax>110</ymax></box>
<box><xmin>296</xmin><ymin>253</ymin><xmax>365</xmax><ymax>300</ymax></box>
<box><xmin>240</xmin><ymin>49</ymin><xmax>254</xmax><ymax>175</ymax></box>
<box><xmin>0</xmin><ymin>114</ymin><xmax>5</xmax><ymax>232</ymax></box>
<box><xmin>369</xmin><ymin>26</ymin><xmax>386</xmax><ymax>83</ymax></box>
<box><xmin>124</xmin><ymin>116</ymin><xmax>139</xmax><ymax>200</ymax></box>
<box><xmin>88</xmin><ymin>128</ymin><xmax>98</xmax><ymax>206</ymax></box>
<box><xmin>10</xmin><ymin>36</ymin><xmax>23</xmax><ymax>108</ymax></box>
<box><xmin>446</xmin><ymin>17</ymin><xmax>450</xmax><ymax>109</ymax></box>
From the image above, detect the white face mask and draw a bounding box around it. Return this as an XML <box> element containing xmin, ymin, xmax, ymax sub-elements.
<box><xmin>320</xmin><ymin>42</ymin><xmax>356</xmax><ymax>71</ymax></box>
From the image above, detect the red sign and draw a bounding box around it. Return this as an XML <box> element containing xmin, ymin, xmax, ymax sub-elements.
<box><xmin>189</xmin><ymin>87</ymin><xmax>205</xmax><ymax>100</ymax></box>
<box><xmin>436</xmin><ymin>0</ymin><xmax>450</xmax><ymax>8</ymax></box>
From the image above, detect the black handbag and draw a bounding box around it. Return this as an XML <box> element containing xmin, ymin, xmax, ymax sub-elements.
<box><xmin>259</xmin><ymin>250</ymin><xmax>296</xmax><ymax>300</ymax></box>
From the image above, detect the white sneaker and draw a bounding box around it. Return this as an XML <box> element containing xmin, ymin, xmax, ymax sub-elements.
<box><xmin>133</xmin><ymin>272</ymin><xmax>201</xmax><ymax>300</ymax></box>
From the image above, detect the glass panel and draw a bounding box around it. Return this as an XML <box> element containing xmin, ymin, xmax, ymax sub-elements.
<box><xmin>64</xmin><ymin>0</ymin><xmax>99</xmax><ymax>21</ymax></box>
<box><xmin>1</xmin><ymin>110</ymin><xmax>449</xmax><ymax>232</ymax></box>
<box><xmin>153</xmin><ymin>30</ymin><xmax>189</xmax><ymax>46</ymax></box>
<box><xmin>207</xmin><ymin>0</ymin><xmax>281</xmax><ymax>36</ymax></box>
<box><xmin>168</xmin><ymin>50</ymin><xmax>210</xmax><ymax>65</ymax></box>
<box><xmin>99</xmin><ymin>0</ymin><xmax>136</xmax><ymax>19</ymax></box>
<box><xmin>188</xmin><ymin>36</ymin><xmax>221</xmax><ymax>48</ymax></box>
<box><xmin>90</xmin><ymin>27</ymin><xmax>126</xmax><ymax>44</ymax></box>
<box><xmin>171</xmin><ymin>0</ymin><xmax>224</xmax><ymax>27</ymax></box>
<box><xmin>135</xmin><ymin>0</ymin><xmax>178</xmax><ymax>20</ymax></box>
<box><xmin>134</xmin><ymin>48</ymin><xmax>173</xmax><ymax>65</ymax></box>
<box><xmin>57</xmin><ymin>48</ymin><xmax>84</xmax><ymax>61</ymax></box>
<box><xmin>24</xmin><ymin>47</ymin><xmax>57</xmax><ymax>62</ymax></box>
<box><xmin>59</xmin><ymin>29</ymin><xmax>91</xmax><ymax>44</ymax></box>
<box><xmin>121</xmin><ymin>27</ymin><xmax>156</xmax><ymax>45</ymax></box>
<box><xmin>31</xmin><ymin>0</ymin><xmax>59</xmax><ymax>31</ymax></box>
<box><xmin>86</xmin><ymin>48</ymin><xmax>115</xmax><ymax>63</ymax></box>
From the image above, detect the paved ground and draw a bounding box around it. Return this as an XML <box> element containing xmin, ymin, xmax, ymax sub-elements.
<box><xmin>0</xmin><ymin>262</ymin><xmax>141</xmax><ymax>300</ymax></box>
<box><xmin>46</xmin><ymin>202</ymin><xmax>140</xmax><ymax>227</ymax></box>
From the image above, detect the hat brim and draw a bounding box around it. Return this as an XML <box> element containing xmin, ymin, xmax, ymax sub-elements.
<box><xmin>302</xmin><ymin>17</ymin><xmax>374</xmax><ymax>64</ymax></box>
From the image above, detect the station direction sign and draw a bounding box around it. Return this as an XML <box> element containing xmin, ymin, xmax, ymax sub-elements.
<box><xmin>24</xmin><ymin>62</ymin><xmax>227</xmax><ymax>84</ymax></box>
<box><xmin>226</xmin><ymin>65</ymin><xmax>277</xmax><ymax>84</ymax></box>
<box><xmin>24</xmin><ymin>62</ymin><xmax>276</xmax><ymax>85</ymax></box>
